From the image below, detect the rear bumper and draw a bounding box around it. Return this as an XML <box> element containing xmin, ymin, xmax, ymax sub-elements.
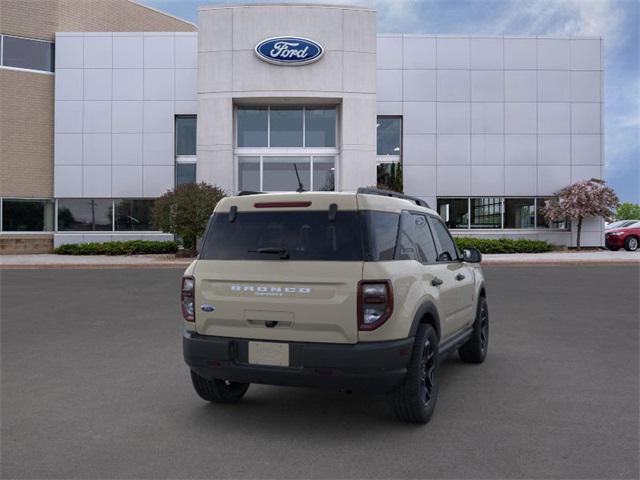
<box><xmin>183</xmin><ymin>331</ymin><xmax>414</xmax><ymax>393</ymax></box>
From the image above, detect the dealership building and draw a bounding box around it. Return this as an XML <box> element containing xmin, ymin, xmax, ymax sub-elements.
<box><xmin>0</xmin><ymin>1</ymin><xmax>604</xmax><ymax>252</ymax></box>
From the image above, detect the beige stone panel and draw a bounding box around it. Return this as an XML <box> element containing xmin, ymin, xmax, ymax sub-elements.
<box><xmin>0</xmin><ymin>0</ymin><xmax>195</xmax><ymax>42</ymax></box>
<box><xmin>0</xmin><ymin>69</ymin><xmax>54</xmax><ymax>197</ymax></box>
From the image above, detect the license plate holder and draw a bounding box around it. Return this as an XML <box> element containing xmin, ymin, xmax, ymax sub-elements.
<box><xmin>248</xmin><ymin>341</ymin><xmax>289</xmax><ymax>367</ymax></box>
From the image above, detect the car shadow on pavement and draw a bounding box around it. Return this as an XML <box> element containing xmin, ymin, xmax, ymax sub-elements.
<box><xmin>181</xmin><ymin>355</ymin><xmax>469</xmax><ymax>434</ymax></box>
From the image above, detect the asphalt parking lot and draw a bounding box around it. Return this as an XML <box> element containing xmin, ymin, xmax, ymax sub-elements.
<box><xmin>1</xmin><ymin>266</ymin><xmax>638</xmax><ymax>479</ymax></box>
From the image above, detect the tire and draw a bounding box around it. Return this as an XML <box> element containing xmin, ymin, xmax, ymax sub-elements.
<box><xmin>190</xmin><ymin>370</ymin><xmax>249</xmax><ymax>404</ymax></box>
<box><xmin>458</xmin><ymin>296</ymin><xmax>489</xmax><ymax>364</ymax></box>
<box><xmin>390</xmin><ymin>324</ymin><xmax>439</xmax><ymax>424</ymax></box>
<box><xmin>624</xmin><ymin>236</ymin><xmax>639</xmax><ymax>252</ymax></box>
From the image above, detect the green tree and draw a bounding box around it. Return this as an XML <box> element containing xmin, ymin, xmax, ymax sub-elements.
<box><xmin>152</xmin><ymin>182</ymin><xmax>226</xmax><ymax>253</ymax></box>
<box><xmin>616</xmin><ymin>202</ymin><xmax>640</xmax><ymax>220</ymax></box>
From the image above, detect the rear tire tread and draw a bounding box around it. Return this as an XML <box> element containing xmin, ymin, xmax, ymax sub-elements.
<box><xmin>390</xmin><ymin>324</ymin><xmax>438</xmax><ymax>424</ymax></box>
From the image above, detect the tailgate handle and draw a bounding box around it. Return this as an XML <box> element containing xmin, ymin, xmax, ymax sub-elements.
<box><xmin>247</xmin><ymin>319</ymin><xmax>293</xmax><ymax>329</ymax></box>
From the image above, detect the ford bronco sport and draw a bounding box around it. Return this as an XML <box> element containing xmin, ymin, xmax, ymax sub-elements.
<box><xmin>182</xmin><ymin>188</ymin><xmax>488</xmax><ymax>424</ymax></box>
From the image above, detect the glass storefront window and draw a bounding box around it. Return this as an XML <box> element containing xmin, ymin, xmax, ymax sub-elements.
<box><xmin>1</xmin><ymin>199</ymin><xmax>54</xmax><ymax>231</ymax></box>
<box><xmin>305</xmin><ymin>107</ymin><xmax>336</xmax><ymax>147</ymax></box>
<box><xmin>312</xmin><ymin>157</ymin><xmax>335</xmax><ymax>191</ymax></box>
<box><xmin>114</xmin><ymin>199</ymin><xmax>155</xmax><ymax>231</ymax></box>
<box><xmin>57</xmin><ymin>199</ymin><xmax>112</xmax><ymax>231</ymax></box>
<box><xmin>262</xmin><ymin>156</ymin><xmax>310</xmax><ymax>191</ymax></box>
<box><xmin>377</xmin><ymin>117</ymin><xmax>401</xmax><ymax>156</ymax></box>
<box><xmin>471</xmin><ymin>197</ymin><xmax>502</xmax><ymax>229</ymax></box>
<box><xmin>269</xmin><ymin>107</ymin><xmax>304</xmax><ymax>147</ymax></box>
<box><xmin>2</xmin><ymin>35</ymin><xmax>54</xmax><ymax>72</ymax></box>
<box><xmin>238</xmin><ymin>156</ymin><xmax>260</xmax><ymax>191</ymax></box>
<box><xmin>176</xmin><ymin>163</ymin><xmax>196</xmax><ymax>187</ymax></box>
<box><xmin>175</xmin><ymin>116</ymin><xmax>196</xmax><ymax>156</ymax></box>
<box><xmin>237</xmin><ymin>107</ymin><xmax>268</xmax><ymax>147</ymax></box>
<box><xmin>504</xmin><ymin>198</ymin><xmax>535</xmax><ymax>228</ymax></box>
<box><xmin>437</xmin><ymin>198</ymin><xmax>469</xmax><ymax>229</ymax></box>
<box><xmin>536</xmin><ymin>198</ymin><xmax>569</xmax><ymax>229</ymax></box>
<box><xmin>377</xmin><ymin>161</ymin><xmax>402</xmax><ymax>193</ymax></box>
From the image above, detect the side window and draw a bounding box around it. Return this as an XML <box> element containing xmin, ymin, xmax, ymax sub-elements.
<box><xmin>395</xmin><ymin>212</ymin><xmax>437</xmax><ymax>263</ymax></box>
<box><xmin>428</xmin><ymin>217</ymin><xmax>459</xmax><ymax>262</ymax></box>
<box><xmin>360</xmin><ymin>211</ymin><xmax>400</xmax><ymax>261</ymax></box>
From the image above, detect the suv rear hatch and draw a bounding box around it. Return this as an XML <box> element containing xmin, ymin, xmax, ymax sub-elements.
<box><xmin>193</xmin><ymin>194</ymin><xmax>363</xmax><ymax>344</ymax></box>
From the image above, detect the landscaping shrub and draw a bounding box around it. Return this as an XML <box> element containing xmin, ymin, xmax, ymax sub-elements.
<box><xmin>454</xmin><ymin>237</ymin><xmax>553</xmax><ymax>254</ymax></box>
<box><xmin>54</xmin><ymin>240</ymin><xmax>178</xmax><ymax>256</ymax></box>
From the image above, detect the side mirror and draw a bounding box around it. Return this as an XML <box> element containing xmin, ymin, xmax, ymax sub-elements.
<box><xmin>461</xmin><ymin>247</ymin><xmax>482</xmax><ymax>263</ymax></box>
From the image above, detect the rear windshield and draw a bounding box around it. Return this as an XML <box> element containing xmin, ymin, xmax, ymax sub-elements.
<box><xmin>200</xmin><ymin>211</ymin><xmax>364</xmax><ymax>261</ymax></box>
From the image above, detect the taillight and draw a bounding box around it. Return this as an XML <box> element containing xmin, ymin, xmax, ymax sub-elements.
<box><xmin>358</xmin><ymin>280</ymin><xmax>393</xmax><ymax>331</ymax></box>
<box><xmin>181</xmin><ymin>276</ymin><xmax>195</xmax><ymax>322</ymax></box>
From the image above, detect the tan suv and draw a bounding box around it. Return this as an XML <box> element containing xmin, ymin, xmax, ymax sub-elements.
<box><xmin>181</xmin><ymin>188</ymin><xmax>488</xmax><ymax>423</ymax></box>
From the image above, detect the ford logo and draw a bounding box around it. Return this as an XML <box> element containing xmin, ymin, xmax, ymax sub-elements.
<box><xmin>255</xmin><ymin>36</ymin><xmax>324</xmax><ymax>66</ymax></box>
<box><xmin>200</xmin><ymin>304</ymin><xmax>215</xmax><ymax>312</ymax></box>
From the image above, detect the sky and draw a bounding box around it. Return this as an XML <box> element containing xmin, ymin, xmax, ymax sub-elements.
<box><xmin>141</xmin><ymin>0</ymin><xmax>639</xmax><ymax>203</ymax></box>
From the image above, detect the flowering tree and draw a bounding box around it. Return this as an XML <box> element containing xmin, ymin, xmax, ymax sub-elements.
<box><xmin>152</xmin><ymin>182</ymin><xmax>226</xmax><ymax>253</ymax></box>
<box><xmin>543</xmin><ymin>178</ymin><xmax>619</xmax><ymax>250</ymax></box>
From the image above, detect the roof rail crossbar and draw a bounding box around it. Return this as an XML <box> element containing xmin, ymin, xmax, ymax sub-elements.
<box><xmin>356</xmin><ymin>187</ymin><xmax>430</xmax><ymax>209</ymax></box>
<box><xmin>237</xmin><ymin>190</ymin><xmax>266</xmax><ymax>196</ymax></box>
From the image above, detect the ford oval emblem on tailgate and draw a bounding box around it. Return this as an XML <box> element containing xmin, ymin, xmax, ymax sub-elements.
<box><xmin>200</xmin><ymin>304</ymin><xmax>215</xmax><ymax>312</ymax></box>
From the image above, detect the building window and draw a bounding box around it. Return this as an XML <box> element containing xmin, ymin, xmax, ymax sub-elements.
<box><xmin>377</xmin><ymin>117</ymin><xmax>401</xmax><ymax>156</ymax></box>
<box><xmin>235</xmin><ymin>106</ymin><xmax>337</xmax><ymax>192</ymax></box>
<box><xmin>471</xmin><ymin>197</ymin><xmax>502</xmax><ymax>229</ymax></box>
<box><xmin>1</xmin><ymin>35</ymin><xmax>54</xmax><ymax>73</ymax></box>
<box><xmin>435</xmin><ymin>197</ymin><xmax>569</xmax><ymax>230</ymax></box>
<box><xmin>376</xmin><ymin>117</ymin><xmax>402</xmax><ymax>192</ymax></box>
<box><xmin>176</xmin><ymin>115</ymin><xmax>196</xmax><ymax>156</ymax></box>
<box><xmin>175</xmin><ymin>116</ymin><xmax>196</xmax><ymax>186</ymax></box>
<box><xmin>504</xmin><ymin>198</ymin><xmax>535</xmax><ymax>229</ymax></box>
<box><xmin>237</xmin><ymin>107</ymin><xmax>269</xmax><ymax>147</ymax></box>
<box><xmin>236</xmin><ymin>106</ymin><xmax>337</xmax><ymax>148</ymax></box>
<box><xmin>270</xmin><ymin>107</ymin><xmax>304</xmax><ymax>147</ymax></box>
<box><xmin>437</xmin><ymin>198</ymin><xmax>469</xmax><ymax>229</ymax></box>
<box><xmin>57</xmin><ymin>199</ymin><xmax>112</xmax><ymax>231</ymax></box>
<box><xmin>114</xmin><ymin>199</ymin><xmax>155</xmax><ymax>231</ymax></box>
<box><xmin>305</xmin><ymin>107</ymin><xmax>337</xmax><ymax>147</ymax></box>
<box><xmin>1</xmin><ymin>198</ymin><xmax>54</xmax><ymax>231</ymax></box>
<box><xmin>238</xmin><ymin>156</ymin><xmax>334</xmax><ymax>192</ymax></box>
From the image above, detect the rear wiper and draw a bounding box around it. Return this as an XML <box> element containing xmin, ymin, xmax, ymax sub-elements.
<box><xmin>248</xmin><ymin>247</ymin><xmax>290</xmax><ymax>259</ymax></box>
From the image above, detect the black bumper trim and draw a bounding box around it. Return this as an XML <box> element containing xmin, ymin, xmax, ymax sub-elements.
<box><xmin>183</xmin><ymin>331</ymin><xmax>414</xmax><ymax>393</ymax></box>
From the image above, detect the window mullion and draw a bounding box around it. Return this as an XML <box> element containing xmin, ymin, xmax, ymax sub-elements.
<box><xmin>310</xmin><ymin>156</ymin><xmax>314</xmax><ymax>192</ymax></box>
<box><xmin>259</xmin><ymin>156</ymin><xmax>264</xmax><ymax>191</ymax></box>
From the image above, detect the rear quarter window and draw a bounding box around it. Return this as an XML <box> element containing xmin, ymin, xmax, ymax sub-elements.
<box><xmin>360</xmin><ymin>211</ymin><xmax>400</xmax><ymax>261</ymax></box>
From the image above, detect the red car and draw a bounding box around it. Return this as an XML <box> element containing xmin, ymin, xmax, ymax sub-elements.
<box><xmin>605</xmin><ymin>222</ymin><xmax>640</xmax><ymax>251</ymax></box>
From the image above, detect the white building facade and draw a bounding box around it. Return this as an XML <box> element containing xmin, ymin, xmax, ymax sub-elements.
<box><xmin>51</xmin><ymin>3</ymin><xmax>604</xmax><ymax>247</ymax></box>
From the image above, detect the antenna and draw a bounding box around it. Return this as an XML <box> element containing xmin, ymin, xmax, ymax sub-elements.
<box><xmin>293</xmin><ymin>163</ymin><xmax>306</xmax><ymax>192</ymax></box>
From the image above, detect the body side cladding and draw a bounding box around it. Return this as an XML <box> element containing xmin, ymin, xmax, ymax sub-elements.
<box><xmin>478</xmin><ymin>280</ymin><xmax>487</xmax><ymax>298</ymax></box>
<box><xmin>409</xmin><ymin>301</ymin><xmax>441</xmax><ymax>339</ymax></box>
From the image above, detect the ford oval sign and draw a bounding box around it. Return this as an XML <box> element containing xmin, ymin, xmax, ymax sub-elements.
<box><xmin>255</xmin><ymin>37</ymin><xmax>324</xmax><ymax>66</ymax></box>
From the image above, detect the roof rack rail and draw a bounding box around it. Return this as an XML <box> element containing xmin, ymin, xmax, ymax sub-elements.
<box><xmin>237</xmin><ymin>190</ymin><xmax>266</xmax><ymax>196</ymax></box>
<box><xmin>356</xmin><ymin>187</ymin><xmax>430</xmax><ymax>209</ymax></box>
